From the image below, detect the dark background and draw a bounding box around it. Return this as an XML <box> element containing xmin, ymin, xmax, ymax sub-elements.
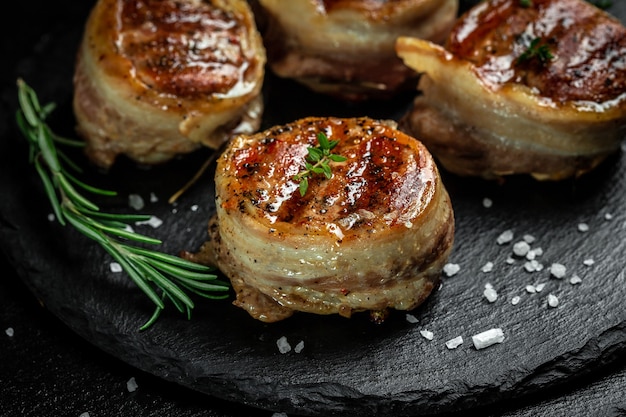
<box><xmin>2</xmin><ymin>1</ymin><xmax>626</xmax><ymax>416</ymax></box>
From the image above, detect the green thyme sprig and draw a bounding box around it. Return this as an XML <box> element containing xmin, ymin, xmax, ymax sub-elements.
<box><xmin>516</xmin><ymin>37</ymin><xmax>554</xmax><ymax>66</ymax></box>
<box><xmin>292</xmin><ymin>131</ymin><xmax>347</xmax><ymax>197</ymax></box>
<box><xmin>519</xmin><ymin>0</ymin><xmax>532</xmax><ymax>7</ymax></box>
<box><xmin>15</xmin><ymin>78</ymin><xmax>230</xmax><ymax>330</ymax></box>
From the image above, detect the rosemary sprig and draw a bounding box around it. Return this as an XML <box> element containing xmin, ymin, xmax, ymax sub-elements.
<box><xmin>516</xmin><ymin>37</ymin><xmax>554</xmax><ymax>66</ymax></box>
<box><xmin>292</xmin><ymin>132</ymin><xmax>347</xmax><ymax>197</ymax></box>
<box><xmin>15</xmin><ymin>78</ymin><xmax>230</xmax><ymax>330</ymax></box>
<box><xmin>519</xmin><ymin>0</ymin><xmax>532</xmax><ymax>7</ymax></box>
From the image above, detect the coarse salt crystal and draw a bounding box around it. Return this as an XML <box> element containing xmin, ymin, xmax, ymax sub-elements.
<box><xmin>5</xmin><ymin>327</ymin><xmax>14</xmax><ymax>337</ymax></box>
<box><xmin>496</xmin><ymin>230</ymin><xmax>514</xmax><ymax>245</ymax></box>
<box><xmin>550</xmin><ymin>263</ymin><xmax>567</xmax><ymax>279</ymax></box>
<box><xmin>511</xmin><ymin>296</ymin><xmax>521</xmax><ymax>305</ymax></box>
<box><xmin>128</xmin><ymin>194</ymin><xmax>145</xmax><ymax>211</ymax></box>
<box><xmin>171</xmin><ymin>208</ymin><xmax>178</xmax><ymax>214</ymax></box>
<box><xmin>110</xmin><ymin>262</ymin><xmax>123</xmax><ymax>273</ymax></box>
<box><xmin>525</xmin><ymin>285</ymin><xmax>536</xmax><ymax>294</ymax></box>
<box><xmin>577</xmin><ymin>223</ymin><xmax>589</xmax><ymax>232</ymax></box>
<box><xmin>547</xmin><ymin>294</ymin><xmax>559</xmax><ymax>308</ymax></box>
<box><xmin>535</xmin><ymin>283</ymin><xmax>546</xmax><ymax>292</ymax></box>
<box><xmin>294</xmin><ymin>340</ymin><xmax>305</xmax><ymax>353</ymax></box>
<box><xmin>126</xmin><ymin>377</ymin><xmax>138</xmax><ymax>392</ymax></box>
<box><xmin>505</xmin><ymin>256</ymin><xmax>515</xmax><ymax>265</ymax></box>
<box><xmin>136</xmin><ymin>216</ymin><xmax>163</xmax><ymax>229</ymax></box>
<box><xmin>420</xmin><ymin>330</ymin><xmax>434</xmax><ymax>341</ymax></box>
<box><xmin>149</xmin><ymin>192</ymin><xmax>158</xmax><ymax>203</ymax></box>
<box><xmin>445</xmin><ymin>336</ymin><xmax>463</xmax><ymax>349</ymax></box>
<box><xmin>481</xmin><ymin>262</ymin><xmax>494</xmax><ymax>273</ymax></box>
<box><xmin>483</xmin><ymin>286</ymin><xmax>498</xmax><ymax>303</ymax></box>
<box><xmin>524</xmin><ymin>260</ymin><xmax>543</xmax><ymax>273</ymax></box>
<box><xmin>405</xmin><ymin>314</ymin><xmax>419</xmax><ymax>324</ymax></box>
<box><xmin>523</xmin><ymin>234</ymin><xmax>536</xmax><ymax>244</ymax></box>
<box><xmin>605</xmin><ymin>213</ymin><xmax>613</xmax><ymax>221</ymax></box>
<box><xmin>471</xmin><ymin>328</ymin><xmax>505</xmax><ymax>350</ymax></box>
<box><xmin>526</xmin><ymin>248</ymin><xmax>542</xmax><ymax>260</ymax></box>
<box><xmin>277</xmin><ymin>336</ymin><xmax>291</xmax><ymax>354</ymax></box>
<box><xmin>513</xmin><ymin>241</ymin><xmax>531</xmax><ymax>257</ymax></box>
<box><xmin>191</xmin><ymin>204</ymin><xmax>199</xmax><ymax>212</ymax></box>
<box><xmin>443</xmin><ymin>263</ymin><xmax>461</xmax><ymax>277</ymax></box>
<box><xmin>583</xmin><ymin>258</ymin><xmax>595</xmax><ymax>266</ymax></box>
<box><xmin>482</xmin><ymin>198</ymin><xmax>493</xmax><ymax>208</ymax></box>
<box><xmin>47</xmin><ymin>213</ymin><xmax>55</xmax><ymax>222</ymax></box>
<box><xmin>570</xmin><ymin>275</ymin><xmax>582</xmax><ymax>285</ymax></box>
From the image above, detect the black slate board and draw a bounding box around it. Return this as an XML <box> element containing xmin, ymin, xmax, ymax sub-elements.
<box><xmin>1</xmin><ymin>2</ymin><xmax>625</xmax><ymax>416</ymax></box>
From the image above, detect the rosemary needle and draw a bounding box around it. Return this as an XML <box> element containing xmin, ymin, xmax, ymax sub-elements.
<box><xmin>168</xmin><ymin>142</ymin><xmax>226</xmax><ymax>205</ymax></box>
<box><xmin>15</xmin><ymin>78</ymin><xmax>230</xmax><ymax>330</ymax></box>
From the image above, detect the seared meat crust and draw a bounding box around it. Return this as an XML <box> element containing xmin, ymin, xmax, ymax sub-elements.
<box><xmin>396</xmin><ymin>0</ymin><xmax>626</xmax><ymax>180</ymax></box>
<box><xmin>73</xmin><ymin>0</ymin><xmax>266</xmax><ymax>168</ymax></box>
<box><xmin>206</xmin><ymin>116</ymin><xmax>455</xmax><ymax>322</ymax></box>
<box><xmin>255</xmin><ymin>0</ymin><xmax>458</xmax><ymax>101</ymax></box>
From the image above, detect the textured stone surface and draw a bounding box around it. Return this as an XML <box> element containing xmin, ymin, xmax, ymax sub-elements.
<box><xmin>1</xmin><ymin>1</ymin><xmax>625</xmax><ymax>416</ymax></box>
